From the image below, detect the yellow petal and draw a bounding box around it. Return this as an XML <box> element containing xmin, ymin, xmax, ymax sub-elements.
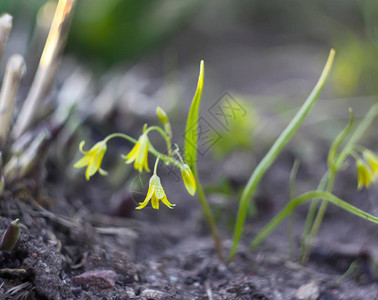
<box><xmin>363</xmin><ymin>150</ymin><xmax>378</xmax><ymax>175</ymax></box>
<box><xmin>145</xmin><ymin>183</ymin><xmax>154</xmax><ymax>201</ymax></box>
<box><xmin>79</xmin><ymin>141</ymin><xmax>88</xmax><ymax>154</ymax></box>
<box><xmin>151</xmin><ymin>195</ymin><xmax>159</xmax><ymax>209</ymax></box>
<box><xmin>135</xmin><ymin>161</ymin><xmax>143</xmax><ymax>173</ymax></box>
<box><xmin>85</xmin><ymin>164</ymin><xmax>93</xmax><ymax>181</ymax></box>
<box><xmin>73</xmin><ymin>155</ymin><xmax>91</xmax><ymax>168</ymax></box>
<box><xmin>136</xmin><ymin>198</ymin><xmax>150</xmax><ymax>209</ymax></box>
<box><xmin>98</xmin><ymin>168</ymin><xmax>108</xmax><ymax>176</ymax></box>
<box><xmin>356</xmin><ymin>160</ymin><xmax>372</xmax><ymax>190</ymax></box>
<box><xmin>143</xmin><ymin>147</ymin><xmax>150</xmax><ymax>172</ymax></box>
<box><xmin>135</xmin><ymin>137</ymin><xmax>147</xmax><ymax>166</ymax></box>
<box><xmin>161</xmin><ymin>196</ymin><xmax>175</xmax><ymax>209</ymax></box>
<box><xmin>125</xmin><ymin>143</ymin><xmax>139</xmax><ymax>163</ymax></box>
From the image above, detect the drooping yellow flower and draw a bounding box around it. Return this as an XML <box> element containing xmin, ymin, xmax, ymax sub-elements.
<box><xmin>181</xmin><ymin>164</ymin><xmax>196</xmax><ymax>196</ymax></box>
<box><xmin>124</xmin><ymin>133</ymin><xmax>150</xmax><ymax>173</ymax></box>
<box><xmin>136</xmin><ymin>174</ymin><xmax>175</xmax><ymax>209</ymax></box>
<box><xmin>363</xmin><ymin>150</ymin><xmax>378</xmax><ymax>178</ymax></box>
<box><xmin>74</xmin><ymin>141</ymin><xmax>108</xmax><ymax>181</ymax></box>
<box><xmin>356</xmin><ymin>159</ymin><xmax>373</xmax><ymax>190</ymax></box>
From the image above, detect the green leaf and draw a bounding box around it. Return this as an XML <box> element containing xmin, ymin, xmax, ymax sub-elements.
<box><xmin>228</xmin><ymin>49</ymin><xmax>336</xmax><ymax>262</ymax></box>
<box><xmin>184</xmin><ymin>60</ymin><xmax>204</xmax><ymax>169</ymax></box>
<box><xmin>250</xmin><ymin>190</ymin><xmax>378</xmax><ymax>248</ymax></box>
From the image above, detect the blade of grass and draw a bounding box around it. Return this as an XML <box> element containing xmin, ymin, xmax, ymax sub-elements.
<box><xmin>184</xmin><ymin>61</ymin><xmax>223</xmax><ymax>260</ymax></box>
<box><xmin>184</xmin><ymin>60</ymin><xmax>204</xmax><ymax>168</ymax></box>
<box><xmin>300</xmin><ymin>109</ymin><xmax>354</xmax><ymax>263</ymax></box>
<box><xmin>251</xmin><ymin>190</ymin><xmax>378</xmax><ymax>248</ymax></box>
<box><xmin>287</xmin><ymin>159</ymin><xmax>300</xmax><ymax>259</ymax></box>
<box><xmin>228</xmin><ymin>49</ymin><xmax>336</xmax><ymax>262</ymax></box>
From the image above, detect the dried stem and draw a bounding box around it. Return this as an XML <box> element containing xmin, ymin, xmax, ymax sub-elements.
<box><xmin>12</xmin><ymin>0</ymin><xmax>76</xmax><ymax>138</ymax></box>
<box><xmin>3</xmin><ymin>131</ymin><xmax>49</xmax><ymax>181</ymax></box>
<box><xmin>0</xmin><ymin>55</ymin><xmax>26</xmax><ymax>146</ymax></box>
<box><xmin>0</xmin><ymin>14</ymin><xmax>12</xmax><ymax>64</ymax></box>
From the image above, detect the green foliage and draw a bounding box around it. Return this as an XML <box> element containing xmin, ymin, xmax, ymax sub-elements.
<box><xmin>184</xmin><ymin>60</ymin><xmax>204</xmax><ymax>170</ymax></box>
<box><xmin>68</xmin><ymin>0</ymin><xmax>202</xmax><ymax>66</ymax></box>
<box><xmin>229</xmin><ymin>49</ymin><xmax>336</xmax><ymax>262</ymax></box>
<box><xmin>251</xmin><ymin>191</ymin><xmax>378</xmax><ymax>248</ymax></box>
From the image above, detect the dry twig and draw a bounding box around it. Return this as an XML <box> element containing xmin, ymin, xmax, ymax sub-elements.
<box><xmin>12</xmin><ymin>0</ymin><xmax>76</xmax><ymax>138</ymax></box>
<box><xmin>0</xmin><ymin>55</ymin><xmax>26</xmax><ymax>146</ymax></box>
<box><xmin>0</xmin><ymin>14</ymin><xmax>12</xmax><ymax>64</ymax></box>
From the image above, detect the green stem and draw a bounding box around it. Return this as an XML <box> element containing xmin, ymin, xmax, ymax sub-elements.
<box><xmin>299</xmin><ymin>171</ymin><xmax>328</xmax><ymax>261</ymax></box>
<box><xmin>195</xmin><ymin>170</ymin><xmax>224</xmax><ymax>262</ymax></box>
<box><xmin>301</xmin><ymin>170</ymin><xmax>335</xmax><ymax>263</ymax></box>
<box><xmin>300</xmin><ymin>108</ymin><xmax>354</xmax><ymax>263</ymax></box>
<box><xmin>145</xmin><ymin>125</ymin><xmax>172</xmax><ymax>155</ymax></box>
<box><xmin>153</xmin><ymin>156</ymin><xmax>161</xmax><ymax>175</ymax></box>
<box><xmin>104</xmin><ymin>132</ymin><xmax>181</xmax><ymax>169</ymax></box>
<box><xmin>228</xmin><ymin>49</ymin><xmax>336</xmax><ymax>262</ymax></box>
<box><xmin>336</xmin><ymin>103</ymin><xmax>378</xmax><ymax>168</ymax></box>
<box><xmin>148</xmin><ymin>144</ymin><xmax>181</xmax><ymax>169</ymax></box>
<box><xmin>250</xmin><ymin>190</ymin><xmax>378</xmax><ymax>248</ymax></box>
<box><xmin>104</xmin><ymin>133</ymin><xmax>137</xmax><ymax>144</ymax></box>
<box><xmin>288</xmin><ymin>159</ymin><xmax>300</xmax><ymax>259</ymax></box>
<box><xmin>335</xmin><ymin>261</ymin><xmax>357</xmax><ymax>286</ymax></box>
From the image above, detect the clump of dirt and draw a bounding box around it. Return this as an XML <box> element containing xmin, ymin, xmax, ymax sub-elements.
<box><xmin>1</xmin><ymin>146</ymin><xmax>378</xmax><ymax>300</ymax></box>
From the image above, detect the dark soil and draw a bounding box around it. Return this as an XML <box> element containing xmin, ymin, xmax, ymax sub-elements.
<box><xmin>1</xmin><ymin>145</ymin><xmax>378</xmax><ymax>300</ymax></box>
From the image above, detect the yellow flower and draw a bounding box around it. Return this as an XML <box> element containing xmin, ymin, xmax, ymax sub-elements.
<box><xmin>74</xmin><ymin>141</ymin><xmax>108</xmax><ymax>180</ymax></box>
<box><xmin>124</xmin><ymin>133</ymin><xmax>150</xmax><ymax>173</ymax></box>
<box><xmin>363</xmin><ymin>150</ymin><xmax>378</xmax><ymax>177</ymax></box>
<box><xmin>136</xmin><ymin>174</ymin><xmax>175</xmax><ymax>209</ymax></box>
<box><xmin>356</xmin><ymin>159</ymin><xmax>373</xmax><ymax>190</ymax></box>
<box><xmin>181</xmin><ymin>164</ymin><xmax>196</xmax><ymax>196</ymax></box>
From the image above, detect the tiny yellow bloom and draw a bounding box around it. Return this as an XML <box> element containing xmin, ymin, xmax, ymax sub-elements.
<box><xmin>356</xmin><ymin>159</ymin><xmax>373</xmax><ymax>190</ymax></box>
<box><xmin>363</xmin><ymin>150</ymin><xmax>378</xmax><ymax>177</ymax></box>
<box><xmin>74</xmin><ymin>141</ymin><xmax>108</xmax><ymax>181</ymax></box>
<box><xmin>136</xmin><ymin>174</ymin><xmax>175</xmax><ymax>209</ymax></box>
<box><xmin>124</xmin><ymin>133</ymin><xmax>150</xmax><ymax>173</ymax></box>
<box><xmin>181</xmin><ymin>164</ymin><xmax>196</xmax><ymax>196</ymax></box>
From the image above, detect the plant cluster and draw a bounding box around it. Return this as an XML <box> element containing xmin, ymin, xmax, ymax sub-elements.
<box><xmin>74</xmin><ymin>107</ymin><xmax>197</xmax><ymax>210</ymax></box>
<box><xmin>75</xmin><ymin>49</ymin><xmax>378</xmax><ymax>264</ymax></box>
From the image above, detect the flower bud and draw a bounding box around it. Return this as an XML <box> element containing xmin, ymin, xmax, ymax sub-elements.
<box><xmin>0</xmin><ymin>218</ymin><xmax>20</xmax><ymax>251</ymax></box>
<box><xmin>156</xmin><ymin>107</ymin><xmax>169</xmax><ymax>125</ymax></box>
<box><xmin>181</xmin><ymin>164</ymin><xmax>196</xmax><ymax>196</ymax></box>
<box><xmin>156</xmin><ymin>107</ymin><xmax>172</xmax><ymax>137</ymax></box>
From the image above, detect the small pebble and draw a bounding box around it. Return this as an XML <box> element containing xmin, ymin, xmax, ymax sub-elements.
<box><xmin>74</xmin><ymin>270</ymin><xmax>116</xmax><ymax>289</ymax></box>
<box><xmin>295</xmin><ymin>281</ymin><xmax>320</xmax><ymax>300</ymax></box>
<box><xmin>123</xmin><ymin>288</ymin><xmax>136</xmax><ymax>299</ymax></box>
<box><xmin>141</xmin><ymin>289</ymin><xmax>168</xmax><ymax>299</ymax></box>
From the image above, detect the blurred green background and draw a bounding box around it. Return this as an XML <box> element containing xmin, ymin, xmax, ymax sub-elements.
<box><xmin>2</xmin><ymin>0</ymin><xmax>378</xmax><ymax>218</ymax></box>
<box><xmin>1</xmin><ymin>0</ymin><xmax>378</xmax><ymax>97</ymax></box>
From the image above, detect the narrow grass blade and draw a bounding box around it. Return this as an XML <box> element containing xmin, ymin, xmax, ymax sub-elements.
<box><xmin>228</xmin><ymin>49</ymin><xmax>336</xmax><ymax>262</ymax></box>
<box><xmin>183</xmin><ymin>61</ymin><xmax>223</xmax><ymax>260</ymax></box>
<box><xmin>250</xmin><ymin>190</ymin><xmax>378</xmax><ymax>248</ymax></box>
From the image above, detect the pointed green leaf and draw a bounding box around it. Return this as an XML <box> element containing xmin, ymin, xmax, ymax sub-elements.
<box><xmin>229</xmin><ymin>49</ymin><xmax>336</xmax><ymax>262</ymax></box>
<box><xmin>184</xmin><ymin>60</ymin><xmax>204</xmax><ymax>170</ymax></box>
